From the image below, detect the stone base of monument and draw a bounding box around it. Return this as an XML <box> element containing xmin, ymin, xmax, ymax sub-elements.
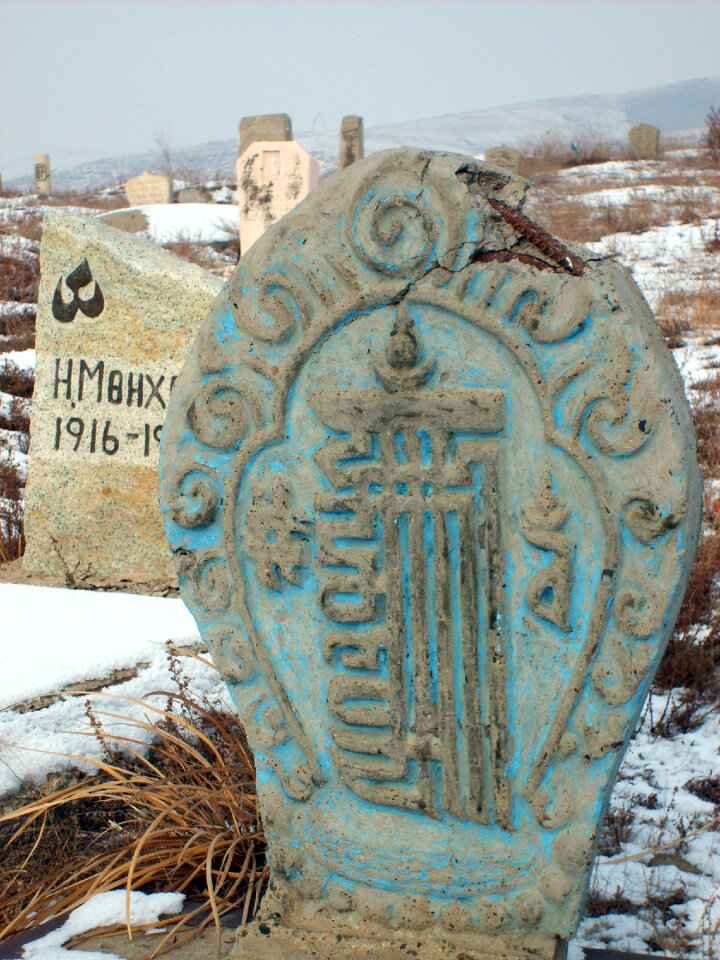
<box><xmin>232</xmin><ymin>919</ymin><xmax>566</xmax><ymax>960</ymax></box>
<box><xmin>231</xmin><ymin>895</ymin><xmax>566</xmax><ymax>960</ymax></box>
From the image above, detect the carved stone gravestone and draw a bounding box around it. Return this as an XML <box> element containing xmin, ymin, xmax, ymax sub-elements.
<box><xmin>484</xmin><ymin>145</ymin><xmax>522</xmax><ymax>173</ymax></box>
<box><xmin>339</xmin><ymin>115</ymin><xmax>364</xmax><ymax>169</ymax></box>
<box><xmin>124</xmin><ymin>170</ymin><xmax>173</xmax><ymax>206</ymax></box>
<box><xmin>160</xmin><ymin>149</ymin><xmax>701</xmax><ymax>960</ymax></box>
<box><xmin>34</xmin><ymin>154</ymin><xmax>51</xmax><ymax>196</ymax></box>
<box><xmin>239</xmin><ymin>113</ymin><xmax>292</xmax><ymax>157</ymax></box>
<box><xmin>236</xmin><ymin>140</ymin><xmax>319</xmax><ymax>254</ymax></box>
<box><xmin>628</xmin><ymin>124</ymin><xmax>660</xmax><ymax>160</ymax></box>
<box><xmin>23</xmin><ymin>210</ymin><xmax>222</xmax><ymax>583</ymax></box>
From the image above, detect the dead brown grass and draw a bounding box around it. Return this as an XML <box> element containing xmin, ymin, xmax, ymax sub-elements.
<box><xmin>656</xmin><ymin>289</ymin><xmax>720</xmax><ymax>339</ymax></box>
<box><xmin>0</xmin><ymin>685</ymin><xmax>267</xmax><ymax>957</ymax></box>
<box><xmin>0</xmin><ymin>254</ymin><xmax>39</xmax><ymax>303</ymax></box>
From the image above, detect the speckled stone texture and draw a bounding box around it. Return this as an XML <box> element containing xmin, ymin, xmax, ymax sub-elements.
<box><xmin>23</xmin><ymin>210</ymin><xmax>222</xmax><ymax>582</ymax></box>
<box><xmin>159</xmin><ymin>149</ymin><xmax>702</xmax><ymax>960</ymax></box>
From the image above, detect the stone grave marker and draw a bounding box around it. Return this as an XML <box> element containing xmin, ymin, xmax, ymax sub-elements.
<box><xmin>94</xmin><ymin>209</ymin><xmax>151</xmax><ymax>235</ymax></box>
<box><xmin>236</xmin><ymin>139</ymin><xmax>319</xmax><ymax>254</ymax></box>
<box><xmin>339</xmin><ymin>114</ymin><xmax>364</xmax><ymax>169</ymax></box>
<box><xmin>160</xmin><ymin>149</ymin><xmax>701</xmax><ymax>960</ymax></box>
<box><xmin>34</xmin><ymin>154</ymin><xmax>51</xmax><ymax>196</ymax></box>
<box><xmin>238</xmin><ymin>113</ymin><xmax>292</xmax><ymax>157</ymax></box>
<box><xmin>23</xmin><ymin>209</ymin><xmax>222</xmax><ymax>584</ymax></box>
<box><xmin>628</xmin><ymin>123</ymin><xmax>660</xmax><ymax>160</ymax></box>
<box><xmin>484</xmin><ymin>144</ymin><xmax>522</xmax><ymax>173</ymax></box>
<box><xmin>124</xmin><ymin>170</ymin><xmax>173</xmax><ymax>207</ymax></box>
<box><xmin>178</xmin><ymin>186</ymin><xmax>211</xmax><ymax>203</ymax></box>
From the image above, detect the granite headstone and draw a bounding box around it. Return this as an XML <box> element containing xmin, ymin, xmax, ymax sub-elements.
<box><xmin>23</xmin><ymin>210</ymin><xmax>222</xmax><ymax>583</ymax></box>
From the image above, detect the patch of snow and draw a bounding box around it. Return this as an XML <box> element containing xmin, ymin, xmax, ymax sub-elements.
<box><xmin>586</xmin><ymin>219</ymin><xmax>720</xmax><ymax>307</ymax></box>
<box><xmin>0</xmin><ymin>233</ymin><xmax>39</xmax><ymax>257</ymax></box>
<box><xmin>0</xmin><ymin>441</ymin><xmax>27</xmax><ymax>483</ymax></box>
<box><xmin>0</xmin><ymin>301</ymin><xmax>36</xmax><ymax>319</ymax></box>
<box><xmin>0</xmin><ymin>585</ymin><xmax>199</xmax><ymax>710</ymax></box>
<box><xmin>0</xmin><ymin>349</ymin><xmax>35</xmax><ymax>374</ymax></box>
<box><xmin>577</xmin><ymin>184</ymin><xmax>720</xmax><ymax>209</ymax></box>
<box><xmin>97</xmin><ymin>203</ymin><xmax>239</xmax><ymax>245</ymax></box>
<box><xmin>18</xmin><ymin>890</ymin><xmax>184</xmax><ymax>960</ymax></box>
<box><xmin>0</xmin><ymin>390</ymin><xmax>31</xmax><ymax>420</ymax></box>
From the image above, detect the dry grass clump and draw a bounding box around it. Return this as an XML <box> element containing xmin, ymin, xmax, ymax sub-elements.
<box><xmin>0</xmin><ymin>359</ymin><xmax>34</xmax><ymax>399</ymax></box>
<box><xmin>0</xmin><ymin>254</ymin><xmax>39</xmax><ymax>304</ymax></box>
<box><xmin>656</xmin><ymin>289</ymin><xmax>720</xmax><ymax>341</ymax></box>
<box><xmin>0</xmin><ymin>686</ymin><xmax>267</xmax><ymax>956</ymax></box>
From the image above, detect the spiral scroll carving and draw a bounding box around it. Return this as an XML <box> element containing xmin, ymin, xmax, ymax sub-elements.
<box><xmin>187</xmin><ymin>378</ymin><xmax>257</xmax><ymax>449</ymax></box>
<box><xmin>168</xmin><ymin>469</ymin><xmax>221</xmax><ymax>529</ymax></box>
<box><xmin>509</xmin><ymin>279</ymin><xmax>592</xmax><ymax>344</ymax></box>
<box><xmin>174</xmin><ymin>549</ymin><xmax>231</xmax><ymax>614</ymax></box>
<box><xmin>204</xmin><ymin>621</ymin><xmax>255</xmax><ymax>682</ymax></box>
<box><xmin>614</xmin><ymin>588</ymin><xmax>657</xmax><ymax>638</ymax></box>
<box><xmin>584</xmin><ymin>396</ymin><xmax>651</xmax><ymax>458</ymax></box>
<box><xmin>347</xmin><ymin>158</ymin><xmax>455</xmax><ymax>278</ymax></box>
<box><xmin>624</xmin><ymin>497</ymin><xmax>683</xmax><ymax>544</ymax></box>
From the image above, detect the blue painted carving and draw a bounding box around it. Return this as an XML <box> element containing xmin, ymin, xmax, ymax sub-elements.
<box><xmin>159</xmin><ymin>150</ymin><xmax>702</xmax><ymax>957</ymax></box>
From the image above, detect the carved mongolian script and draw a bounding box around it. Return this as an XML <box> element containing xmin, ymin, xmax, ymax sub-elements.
<box><xmin>307</xmin><ymin>310</ymin><xmax>510</xmax><ymax>823</ymax></box>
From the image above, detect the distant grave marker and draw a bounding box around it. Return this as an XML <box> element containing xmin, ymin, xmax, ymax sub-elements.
<box><xmin>124</xmin><ymin>170</ymin><xmax>173</xmax><ymax>207</ymax></box>
<box><xmin>160</xmin><ymin>148</ymin><xmax>701</xmax><ymax>960</ymax></box>
<box><xmin>34</xmin><ymin>154</ymin><xmax>51</xmax><ymax>196</ymax></box>
<box><xmin>178</xmin><ymin>187</ymin><xmax>211</xmax><ymax>203</ymax></box>
<box><xmin>23</xmin><ymin>210</ymin><xmax>222</xmax><ymax>583</ymax></box>
<box><xmin>236</xmin><ymin>139</ymin><xmax>319</xmax><ymax>254</ymax></box>
<box><xmin>95</xmin><ymin>209</ymin><xmax>150</xmax><ymax>234</ymax></box>
<box><xmin>628</xmin><ymin>123</ymin><xmax>660</xmax><ymax>160</ymax></box>
<box><xmin>238</xmin><ymin>113</ymin><xmax>292</xmax><ymax>157</ymax></box>
<box><xmin>485</xmin><ymin>145</ymin><xmax>522</xmax><ymax>173</ymax></box>
<box><xmin>339</xmin><ymin>114</ymin><xmax>364</xmax><ymax>169</ymax></box>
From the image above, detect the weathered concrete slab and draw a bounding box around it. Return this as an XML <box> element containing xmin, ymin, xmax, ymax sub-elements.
<box><xmin>125</xmin><ymin>170</ymin><xmax>173</xmax><ymax>206</ymax></box>
<box><xmin>95</xmin><ymin>209</ymin><xmax>150</xmax><ymax>234</ymax></box>
<box><xmin>34</xmin><ymin>154</ymin><xmax>51</xmax><ymax>196</ymax></box>
<box><xmin>238</xmin><ymin>113</ymin><xmax>292</xmax><ymax>157</ymax></box>
<box><xmin>23</xmin><ymin>209</ymin><xmax>222</xmax><ymax>583</ymax></box>
<box><xmin>236</xmin><ymin>140</ymin><xmax>319</xmax><ymax>253</ymax></box>
<box><xmin>485</xmin><ymin>144</ymin><xmax>522</xmax><ymax>172</ymax></box>
<box><xmin>339</xmin><ymin>115</ymin><xmax>363</xmax><ymax>169</ymax></box>
<box><xmin>628</xmin><ymin>124</ymin><xmax>660</xmax><ymax>160</ymax></box>
<box><xmin>160</xmin><ymin>148</ymin><xmax>701</xmax><ymax>960</ymax></box>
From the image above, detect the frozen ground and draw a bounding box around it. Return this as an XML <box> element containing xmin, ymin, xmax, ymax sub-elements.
<box><xmin>97</xmin><ymin>202</ymin><xmax>239</xmax><ymax>244</ymax></box>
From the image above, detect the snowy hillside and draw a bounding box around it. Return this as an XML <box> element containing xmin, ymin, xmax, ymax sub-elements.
<box><xmin>6</xmin><ymin>76</ymin><xmax>719</xmax><ymax>192</ymax></box>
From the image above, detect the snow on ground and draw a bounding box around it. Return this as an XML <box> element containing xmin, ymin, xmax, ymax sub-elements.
<box><xmin>0</xmin><ymin>302</ymin><xmax>35</xmax><ymax>319</ymax></box>
<box><xmin>0</xmin><ymin>585</ymin><xmax>226</xmax><ymax>798</ymax></box>
<box><xmin>96</xmin><ymin>203</ymin><xmax>239</xmax><ymax>244</ymax></box>
<box><xmin>558</xmin><ymin>158</ymin><xmax>687</xmax><ymax>185</ymax></box>
<box><xmin>571</xmin><ymin>694</ymin><xmax>720</xmax><ymax>958</ymax></box>
<box><xmin>586</xmin><ymin>219</ymin><xmax>720</xmax><ymax>308</ymax></box>
<box><xmin>577</xmin><ymin>184</ymin><xmax>720</xmax><ymax>209</ymax></box>
<box><xmin>0</xmin><ymin>440</ymin><xmax>27</xmax><ymax>484</ymax></box>
<box><xmin>0</xmin><ymin>391</ymin><xmax>31</xmax><ymax>420</ymax></box>
<box><xmin>9</xmin><ymin>890</ymin><xmax>185</xmax><ymax>960</ymax></box>
<box><xmin>0</xmin><ymin>585</ymin><xmax>199</xmax><ymax>710</ymax></box>
<box><xmin>0</xmin><ymin>349</ymin><xmax>35</xmax><ymax>374</ymax></box>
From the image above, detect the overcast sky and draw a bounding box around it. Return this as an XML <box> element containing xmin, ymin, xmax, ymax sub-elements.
<box><xmin>1</xmin><ymin>0</ymin><xmax>718</xmax><ymax>180</ymax></box>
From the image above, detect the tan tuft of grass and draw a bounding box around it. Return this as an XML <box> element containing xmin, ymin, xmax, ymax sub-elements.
<box><xmin>0</xmin><ymin>687</ymin><xmax>267</xmax><ymax>957</ymax></box>
<box><xmin>656</xmin><ymin>288</ymin><xmax>720</xmax><ymax>340</ymax></box>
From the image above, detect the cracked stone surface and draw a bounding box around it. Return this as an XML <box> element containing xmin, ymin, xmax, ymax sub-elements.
<box><xmin>159</xmin><ymin>149</ymin><xmax>702</xmax><ymax>960</ymax></box>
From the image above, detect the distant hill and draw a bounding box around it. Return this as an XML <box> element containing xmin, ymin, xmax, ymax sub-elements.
<box><xmin>8</xmin><ymin>76</ymin><xmax>719</xmax><ymax>193</ymax></box>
